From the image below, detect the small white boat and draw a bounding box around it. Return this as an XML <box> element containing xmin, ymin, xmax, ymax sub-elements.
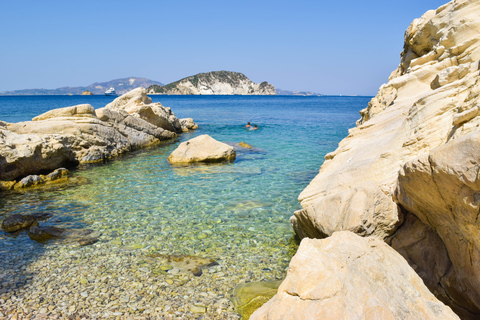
<box><xmin>105</xmin><ymin>87</ymin><xmax>116</xmax><ymax>96</ymax></box>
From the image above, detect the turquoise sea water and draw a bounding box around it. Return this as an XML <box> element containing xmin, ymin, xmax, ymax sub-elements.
<box><xmin>0</xmin><ymin>95</ymin><xmax>369</xmax><ymax>317</ymax></box>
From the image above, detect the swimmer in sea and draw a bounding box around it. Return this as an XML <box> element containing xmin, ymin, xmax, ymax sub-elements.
<box><xmin>253</xmin><ymin>124</ymin><xmax>258</xmax><ymax>130</ymax></box>
<box><xmin>245</xmin><ymin>122</ymin><xmax>251</xmax><ymax>128</ymax></box>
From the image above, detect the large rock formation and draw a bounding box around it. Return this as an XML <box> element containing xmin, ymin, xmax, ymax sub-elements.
<box><xmin>251</xmin><ymin>232</ymin><xmax>459</xmax><ymax>320</ymax></box>
<box><xmin>288</xmin><ymin>0</ymin><xmax>480</xmax><ymax>317</ymax></box>
<box><xmin>147</xmin><ymin>71</ymin><xmax>275</xmax><ymax>95</ymax></box>
<box><xmin>104</xmin><ymin>87</ymin><xmax>183</xmax><ymax>133</ymax></box>
<box><xmin>0</xmin><ymin>88</ymin><xmax>193</xmax><ymax>182</ymax></box>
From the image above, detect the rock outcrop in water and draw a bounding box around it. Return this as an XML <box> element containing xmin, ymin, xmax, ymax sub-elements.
<box><xmin>147</xmin><ymin>71</ymin><xmax>275</xmax><ymax>95</ymax></box>
<box><xmin>168</xmin><ymin>134</ymin><xmax>236</xmax><ymax>164</ymax></box>
<box><xmin>0</xmin><ymin>88</ymin><xmax>196</xmax><ymax>182</ymax></box>
<box><xmin>256</xmin><ymin>0</ymin><xmax>480</xmax><ymax>318</ymax></box>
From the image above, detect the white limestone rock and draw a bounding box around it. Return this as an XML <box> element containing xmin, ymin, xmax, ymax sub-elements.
<box><xmin>167</xmin><ymin>134</ymin><xmax>235</xmax><ymax>164</ymax></box>
<box><xmin>251</xmin><ymin>232</ymin><xmax>459</xmax><ymax>320</ymax></box>
<box><xmin>180</xmin><ymin>118</ymin><xmax>198</xmax><ymax>132</ymax></box>
<box><xmin>105</xmin><ymin>87</ymin><xmax>182</xmax><ymax>133</ymax></box>
<box><xmin>0</xmin><ymin>88</ymin><xmax>191</xmax><ymax>181</ymax></box>
<box><xmin>291</xmin><ymin>0</ymin><xmax>480</xmax><ymax>316</ymax></box>
<box><xmin>32</xmin><ymin>104</ymin><xmax>97</xmax><ymax>121</ymax></box>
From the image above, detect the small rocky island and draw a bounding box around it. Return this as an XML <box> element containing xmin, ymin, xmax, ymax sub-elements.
<box><xmin>0</xmin><ymin>88</ymin><xmax>197</xmax><ymax>189</ymax></box>
<box><xmin>147</xmin><ymin>71</ymin><xmax>275</xmax><ymax>95</ymax></box>
<box><xmin>81</xmin><ymin>90</ymin><xmax>93</xmax><ymax>95</ymax></box>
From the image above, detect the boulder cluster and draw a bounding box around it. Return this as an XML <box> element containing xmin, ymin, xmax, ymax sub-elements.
<box><xmin>254</xmin><ymin>0</ymin><xmax>480</xmax><ymax>319</ymax></box>
<box><xmin>0</xmin><ymin>88</ymin><xmax>197</xmax><ymax>187</ymax></box>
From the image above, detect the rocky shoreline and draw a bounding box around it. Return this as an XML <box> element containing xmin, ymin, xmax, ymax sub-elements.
<box><xmin>0</xmin><ymin>88</ymin><xmax>197</xmax><ymax>189</ymax></box>
<box><xmin>253</xmin><ymin>0</ymin><xmax>480</xmax><ymax>319</ymax></box>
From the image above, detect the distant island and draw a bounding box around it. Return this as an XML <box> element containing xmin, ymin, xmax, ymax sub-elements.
<box><xmin>0</xmin><ymin>72</ymin><xmax>323</xmax><ymax>96</ymax></box>
<box><xmin>275</xmin><ymin>89</ymin><xmax>323</xmax><ymax>96</ymax></box>
<box><xmin>147</xmin><ymin>71</ymin><xmax>275</xmax><ymax>95</ymax></box>
<box><xmin>0</xmin><ymin>77</ymin><xmax>164</xmax><ymax>96</ymax></box>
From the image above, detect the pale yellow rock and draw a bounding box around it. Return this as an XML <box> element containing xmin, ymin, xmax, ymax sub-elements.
<box><xmin>251</xmin><ymin>232</ymin><xmax>459</xmax><ymax>320</ymax></box>
<box><xmin>0</xmin><ymin>88</ymin><xmax>185</xmax><ymax>181</ymax></box>
<box><xmin>294</xmin><ymin>0</ymin><xmax>480</xmax><ymax>240</ymax></box>
<box><xmin>32</xmin><ymin>104</ymin><xmax>97</xmax><ymax>121</ymax></box>
<box><xmin>291</xmin><ymin>0</ymin><xmax>480</xmax><ymax>316</ymax></box>
<box><xmin>168</xmin><ymin>134</ymin><xmax>235</xmax><ymax>164</ymax></box>
<box><xmin>180</xmin><ymin>118</ymin><xmax>198</xmax><ymax>132</ymax></box>
<box><xmin>105</xmin><ymin>87</ymin><xmax>182</xmax><ymax>133</ymax></box>
<box><xmin>395</xmin><ymin>130</ymin><xmax>480</xmax><ymax>316</ymax></box>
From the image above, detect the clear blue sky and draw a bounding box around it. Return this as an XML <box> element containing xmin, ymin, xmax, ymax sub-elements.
<box><xmin>0</xmin><ymin>0</ymin><xmax>446</xmax><ymax>95</ymax></box>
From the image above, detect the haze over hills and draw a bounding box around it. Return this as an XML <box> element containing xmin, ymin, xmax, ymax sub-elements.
<box><xmin>275</xmin><ymin>89</ymin><xmax>323</xmax><ymax>96</ymax></box>
<box><xmin>0</xmin><ymin>72</ymin><xmax>323</xmax><ymax>96</ymax></box>
<box><xmin>0</xmin><ymin>77</ymin><xmax>164</xmax><ymax>95</ymax></box>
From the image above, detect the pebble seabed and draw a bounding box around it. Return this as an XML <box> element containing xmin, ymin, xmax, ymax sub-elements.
<box><xmin>0</xmin><ymin>94</ymin><xmax>364</xmax><ymax>319</ymax></box>
<box><xmin>0</xmin><ymin>147</ymin><xmax>298</xmax><ymax>319</ymax></box>
<box><xmin>0</xmin><ymin>226</ymin><xmax>294</xmax><ymax>319</ymax></box>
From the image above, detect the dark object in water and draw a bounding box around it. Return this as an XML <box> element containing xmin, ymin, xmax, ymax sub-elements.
<box><xmin>28</xmin><ymin>226</ymin><xmax>66</xmax><ymax>241</ymax></box>
<box><xmin>1</xmin><ymin>213</ymin><xmax>52</xmax><ymax>233</ymax></box>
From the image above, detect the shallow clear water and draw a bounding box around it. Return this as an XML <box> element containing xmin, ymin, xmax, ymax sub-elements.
<box><xmin>0</xmin><ymin>95</ymin><xmax>369</xmax><ymax>318</ymax></box>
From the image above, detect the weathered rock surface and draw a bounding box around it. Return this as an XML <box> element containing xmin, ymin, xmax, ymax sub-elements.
<box><xmin>251</xmin><ymin>232</ymin><xmax>459</xmax><ymax>320</ymax></box>
<box><xmin>0</xmin><ymin>88</ymin><xmax>191</xmax><ymax>182</ymax></box>
<box><xmin>180</xmin><ymin>118</ymin><xmax>198</xmax><ymax>132</ymax></box>
<box><xmin>32</xmin><ymin>104</ymin><xmax>96</xmax><ymax>121</ymax></box>
<box><xmin>105</xmin><ymin>87</ymin><xmax>183</xmax><ymax>133</ymax></box>
<box><xmin>394</xmin><ymin>130</ymin><xmax>480</xmax><ymax>317</ymax></box>
<box><xmin>290</xmin><ymin>0</ymin><xmax>480</xmax><ymax>317</ymax></box>
<box><xmin>147</xmin><ymin>71</ymin><xmax>275</xmax><ymax>95</ymax></box>
<box><xmin>168</xmin><ymin>134</ymin><xmax>236</xmax><ymax>164</ymax></box>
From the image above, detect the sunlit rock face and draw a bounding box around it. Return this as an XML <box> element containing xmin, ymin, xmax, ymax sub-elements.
<box><xmin>0</xmin><ymin>88</ymin><xmax>193</xmax><ymax>181</ymax></box>
<box><xmin>251</xmin><ymin>232</ymin><xmax>459</xmax><ymax>320</ymax></box>
<box><xmin>290</xmin><ymin>0</ymin><xmax>480</xmax><ymax>317</ymax></box>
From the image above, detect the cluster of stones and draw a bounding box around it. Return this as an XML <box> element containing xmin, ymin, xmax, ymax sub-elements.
<box><xmin>0</xmin><ymin>87</ymin><xmax>198</xmax><ymax>184</ymax></box>
<box><xmin>0</xmin><ymin>168</ymin><xmax>69</xmax><ymax>191</ymax></box>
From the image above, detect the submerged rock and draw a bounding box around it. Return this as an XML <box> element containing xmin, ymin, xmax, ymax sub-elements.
<box><xmin>0</xmin><ymin>168</ymin><xmax>71</xmax><ymax>191</ymax></box>
<box><xmin>168</xmin><ymin>134</ymin><xmax>236</xmax><ymax>164</ymax></box>
<box><xmin>251</xmin><ymin>232</ymin><xmax>459</xmax><ymax>320</ymax></box>
<box><xmin>238</xmin><ymin>141</ymin><xmax>252</xmax><ymax>149</ymax></box>
<box><xmin>28</xmin><ymin>226</ymin><xmax>99</xmax><ymax>244</ymax></box>
<box><xmin>232</xmin><ymin>281</ymin><xmax>282</xmax><ymax>320</ymax></box>
<box><xmin>1</xmin><ymin>212</ymin><xmax>52</xmax><ymax>232</ymax></box>
<box><xmin>2</xmin><ymin>214</ymin><xmax>37</xmax><ymax>232</ymax></box>
<box><xmin>146</xmin><ymin>253</ymin><xmax>218</xmax><ymax>276</ymax></box>
<box><xmin>28</xmin><ymin>226</ymin><xmax>65</xmax><ymax>241</ymax></box>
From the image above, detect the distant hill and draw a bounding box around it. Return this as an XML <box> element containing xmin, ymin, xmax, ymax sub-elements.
<box><xmin>276</xmin><ymin>88</ymin><xmax>323</xmax><ymax>96</ymax></box>
<box><xmin>0</xmin><ymin>77</ymin><xmax>164</xmax><ymax>95</ymax></box>
<box><xmin>147</xmin><ymin>71</ymin><xmax>275</xmax><ymax>95</ymax></box>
